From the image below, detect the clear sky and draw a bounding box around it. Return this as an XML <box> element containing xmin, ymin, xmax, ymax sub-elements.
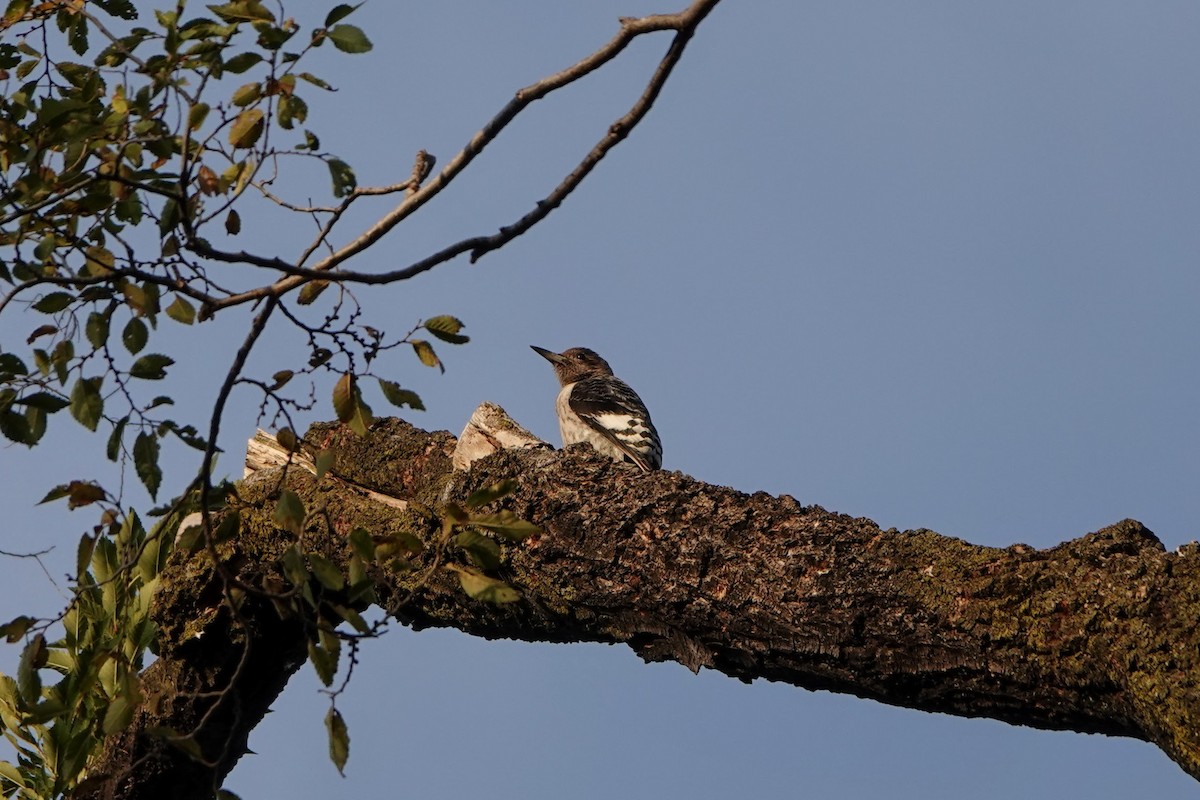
<box><xmin>3</xmin><ymin>1</ymin><xmax>1199</xmax><ymax>797</ymax></box>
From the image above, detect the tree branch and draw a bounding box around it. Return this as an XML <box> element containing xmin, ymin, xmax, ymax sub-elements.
<box><xmin>74</xmin><ymin>411</ymin><xmax>1200</xmax><ymax>798</ymax></box>
<box><xmin>198</xmin><ymin>0</ymin><xmax>722</xmax><ymax>314</ymax></box>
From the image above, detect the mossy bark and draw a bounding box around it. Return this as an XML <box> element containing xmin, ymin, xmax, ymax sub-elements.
<box><xmin>72</xmin><ymin>417</ymin><xmax>1200</xmax><ymax>798</ymax></box>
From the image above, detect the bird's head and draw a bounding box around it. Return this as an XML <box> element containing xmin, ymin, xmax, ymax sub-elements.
<box><xmin>531</xmin><ymin>345</ymin><xmax>614</xmax><ymax>385</ymax></box>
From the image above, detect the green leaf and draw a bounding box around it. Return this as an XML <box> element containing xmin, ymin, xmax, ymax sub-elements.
<box><xmin>158</xmin><ymin>197</ymin><xmax>181</xmax><ymax>236</ymax></box>
<box><xmin>133</xmin><ymin>431</ymin><xmax>162</xmax><ymax>498</ymax></box>
<box><xmin>332</xmin><ymin>374</ymin><xmax>373</xmax><ymax>435</ymax></box>
<box><xmin>121</xmin><ymin>280</ymin><xmax>160</xmax><ymax>317</ymax></box>
<box><xmin>102</xmin><ymin>691</ymin><xmax>137</xmax><ymax>735</ymax></box>
<box><xmin>70</xmin><ymin>376</ymin><xmax>104</xmax><ymax>431</ymax></box>
<box><xmin>347</xmin><ymin>394</ymin><xmax>373</xmax><ymax>436</ymax></box>
<box><xmin>129</xmin><ymin>353</ymin><xmax>174</xmax><ymax>380</ymax></box>
<box><xmin>442</xmin><ymin>502</ymin><xmax>468</xmax><ymax>525</ymax></box>
<box><xmin>297</xmin><ymin>71</ymin><xmax>333</xmax><ymax>90</ymax></box>
<box><xmin>280</xmin><ymin>543</ymin><xmax>308</xmax><ymax>587</ymax></box>
<box><xmin>470</xmin><ymin>510</ymin><xmax>540</xmax><ymax>541</ymax></box>
<box><xmin>17</xmin><ymin>633</ymin><xmax>48</xmax><ymax>704</ymax></box>
<box><xmin>32</xmin><ymin>292</ymin><xmax>73</xmax><ymax>313</ymax></box>
<box><xmin>257</xmin><ymin>22</ymin><xmax>295</xmax><ymax>50</ymax></box>
<box><xmin>51</xmin><ymin>339</ymin><xmax>73</xmax><ymax>385</ymax></box>
<box><xmin>213</xmin><ymin>510</ymin><xmax>241</xmax><ymax>544</ymax></box>
<box><xmin>314</xmin><ymin>449</ymin><xmax>335</xmax><ymax>481</ymax></box>
<box><xmin>277</xmin><ymin>94</ymin><xmax>307</xmax><ymax>129</ymax></box>
<box><xmin>39</xmin><ymin>484</ymin><xmax>72</xmax><ymax>505</ymax></box>
<box><xmin>423</xmin><ymin>315</ymin><xmax>469</xmax><ymax>344</ymax></box>
<box><xmin>454</xmin><ymin>529</ymin><xmax>501</xmax><ymax>571</ymax></box>
<box><xmin>0</xmin><ymin>352</ymin><xmax>29</xmax><ymax>378</ymax></box>
<box><xmin>347</xmin><ymin>558</ymin><xmax>371</xmax><ymax>601</ymax></box>
<box><xmin>308</xmin><ymin>639</ymin><xmax>337</xmax><ymax>687</ymax></box>
<box><xmin>187</xmin><ymin>102</ymin><xmax>210</xmax><ymax>131</ymax></box>
<box><xmin>332</xmin><ymin>603</ymin><xmax>370</xmax><ymax>634</ymax></box>
<box><xmin>332</xmin><ymin>374</ymin><xmax>355</xmax><ymax>422</ymax></box>
<box><xmin>24</xmin><ymin>405</ymin><xmax>45</xmax><ymax>444</ymax></box>
<box><xmin>297</xmin><ymin>279</ymin><xmax>329</xmax><ymax>305</ymax></box>
<box><xmin>0</xmin><ymin>410</ymin><xmax>34</xmax><ymax>445</ymax></box>
<box><xmin>348</xmin><ymin>527</ymin><xmax>374</xmax><ymax>560</ymax></box>
<box><xmin>324</xmin><ymin>3</ymin><xmax>362</xmax><ymax>26</ymax></box>
<box><xmin>85</xmin><ymin>245</ymin><xmax>116</xmax><ymax>275</ymax></box>
<box><xmin>175</xmin><ymin>523</ymin><xmax>203</xmax><ymax>554</ymax></box>
<box><xmin>274</xmin><ymin>489</ymin><xmax>305</xmax><ymax>535</ymax></box>
<box><xmin>68</xmin><ymin>15</ymin><xmax>89</xmax><ymax>56</ymax></box>
<box><xmin>107</xmin><ymin>416</ymin><xmax>128</xmax><ymax>460</ymax></box>
<box><xmin>86</xmin><ymin>311</ymin><xmax>110</xmax><ymax>348</ymax></box>
<box><xmin>377</xmin><ymin>379</ymin><xmax>424</xmax><ymax>411</ymax></box>
<box><xmin>207</xmin><ymin>1</ymin><xmax>275</xmax><ymax>24</ymax></box>
<box><xmin>231</xmin><ymin>81</ymin><xmax>261</xmax><ymax>106</ymax></box>
<box><xmin>299</xmin><ymin>129</ymin><xmax>321</xmax><ymax>151</ymax></box>
<box><xmin>325</xmin><ymin>707</ymin><xmax>350</xmax><ymax>775</ymax></box>
<box><xmin>1</xmin><ymin>616</ymin><xmax>33</xmax><ymax>643</ymax></box>
<box><xmin>308</xmin><ymin>554</ymin><xmax>344</xmax><ymax>591</ymax></box>
<box><xmin>76</xmin><ymin>532</ymin><xmax>98</xmax><ymax>578</ymax></box>
<box><xmin>465</xmin><ymin>479</ymin><xmax>518</xmax><ymax>509</ymax></box>
<box><xmin>165</xmin><ymin>296</ymin><xmax>195</xmax><ymax>325</ymax></box>
<box><xmin>326</xmin><ymin>157</ymin><xmax>356</xmax><ymax>197</ymax></box>
<box><xmin>410</xmin><ymin>340</ymin><xmax>443</xmax><ymax>372</ymax></box>
<box><xmin>0</xmin><ymin>760</ymin><xmax>23</xmax><ymax>789</ymax></box>
<box><xmin>16</xmin><ymin>58</ymin><xmax>39</xmax><ymax>81</ymax></box>
<box><xmin>275</xmin><ymin>427</ymin><xmax>298</xmax><ymax>452</ymax></box>
<box><xmin>223</xmin><ymin>51</ymin><xmax>262</xmax><ymax>73</ymax></box>
<box><xmin>123</xmin><ymin>317</ymin><xmax>148</xmax><ymax>354</ymax></box>
<box><xmin>94</xmin><ymin>0</ymin><xmax>138</xmax><ymax>19</ymax></box>
<box><xmin>452</xmin><ymin>567</ymin><xmax>520</xmax><ymax>604</ymax></box>
<box><xmin>15</xmin><ymin>391</ymin><xmax>69</xmax><ymax>412</ymax></box>
<box><xmin>326</xmin><ymin>24</ymin><xmax>372</xmax><ymax>53</ymax></box>
<box><xmin>228</xmin><ymin>108</ymin><xmax>264</xmax><ymax>148</ymax></box>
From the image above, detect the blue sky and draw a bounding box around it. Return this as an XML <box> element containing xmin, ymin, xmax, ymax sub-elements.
<box><xmin>3</xmin><ymin>1</ymin><xmax>1199</xmax><ymax>797</ymax></box>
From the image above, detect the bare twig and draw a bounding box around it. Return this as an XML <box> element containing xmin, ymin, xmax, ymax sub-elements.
<box><xmin>198</xmin><ymin>0</ymin><xmax>722</xmax><ymax>312</ymax></box>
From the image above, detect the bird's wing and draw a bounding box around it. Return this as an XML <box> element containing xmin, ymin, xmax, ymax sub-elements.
<box><xmin>569</xmin><ymin>377</ymin><xmax>659</xmax><ymax>472</ymax></box>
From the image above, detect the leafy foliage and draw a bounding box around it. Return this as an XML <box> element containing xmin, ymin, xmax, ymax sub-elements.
<box><xmin>0</xmin><ymin>0</ymin><xmax>388</xmax><ymax>486</ymax></box>
<box><xmin>0</xmin><ymin>0</ymin><xmax>677</xmax><ymax>789</ymax></box>
<box><xmin>0</xmin><ymin>512</ymin><xmax>171</xmax><ymax>798</ymax></box>
<box><xmin>0</xmin><ymin>0</ymin><xmax>446</xmax><ymax>788</ymax></box>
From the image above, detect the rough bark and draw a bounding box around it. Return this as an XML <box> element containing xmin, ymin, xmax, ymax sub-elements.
<box><xmin>73</xmin><ymin>410</ymin><xmax>1200</xmax><ymax>798</ymax></box>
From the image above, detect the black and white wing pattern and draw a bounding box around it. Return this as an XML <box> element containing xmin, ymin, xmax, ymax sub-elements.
<box><xmin>567</xmin><ymin>375</ymin><xmax>662</xmax><ymax>472</ymax></box>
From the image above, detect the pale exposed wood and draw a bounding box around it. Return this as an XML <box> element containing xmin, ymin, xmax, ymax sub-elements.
<box><xmin>243</xmin><ymin>427</ymin><xmax>408</xmax><ymax>509</ymax></box>
<box><xmin>452</xmin><ymin>402</ymin><xmax>549</xmax><ymax>471</ymax></box>
<box><xmin>244</xmin><ymin>429</ymin><xmax>316</xmax><ymax>476</ymax></box>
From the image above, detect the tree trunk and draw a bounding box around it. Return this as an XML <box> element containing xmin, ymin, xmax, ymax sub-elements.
<box><xmin>73</xmin><ymin>409</ymin><xmax>1200</xmax><ymax>798</ymax></box>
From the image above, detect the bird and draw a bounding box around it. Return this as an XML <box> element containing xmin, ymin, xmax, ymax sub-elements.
<box><xmin>531</xmin><ymin>345</ymin><xmax>662</xmax><ymax>472</ymax></box>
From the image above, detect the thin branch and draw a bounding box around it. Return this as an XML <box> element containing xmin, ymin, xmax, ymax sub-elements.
<box><xmin>0</xmin><ymin>267</ymin><xmax>219</xmax><ymax>317</ymax></box>
<box><xmin>199</xmin><ymin>0</ymin><xmax>722</xmax><ymax>313</ymax></box>
<box><xmin>0</xmin><ymin>176</ymin><xmax>94</xmax><ymax>225</ymax></box>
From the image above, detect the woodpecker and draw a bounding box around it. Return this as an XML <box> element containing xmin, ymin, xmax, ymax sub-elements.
<box><xmin>531</xmin><ymin>345</ymin><xmax>662</xmax><ymax>472</ymax></box>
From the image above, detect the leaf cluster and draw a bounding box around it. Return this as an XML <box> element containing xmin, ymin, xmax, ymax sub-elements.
<box><xmin>0</xmin><ymin>0</ymin><xmax>376</xmax><ymax>478</ymax></box>
<box><xmin>0</xmin><ymin>511</ymin><xmax>172</xmax><ymax>798</ymax></box>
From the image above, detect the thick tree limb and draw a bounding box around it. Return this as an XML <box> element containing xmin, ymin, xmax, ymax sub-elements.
<box><xmin>74</xmin><ymin>410</ymin><xmax>1200</xmax><ymax>798</ymax></box>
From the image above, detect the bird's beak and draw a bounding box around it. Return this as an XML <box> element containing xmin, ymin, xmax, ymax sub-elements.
<box><xmin>531</xmin><ymin>345</ymin><xmax>565</xmax><ymax>365</ymax></box>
